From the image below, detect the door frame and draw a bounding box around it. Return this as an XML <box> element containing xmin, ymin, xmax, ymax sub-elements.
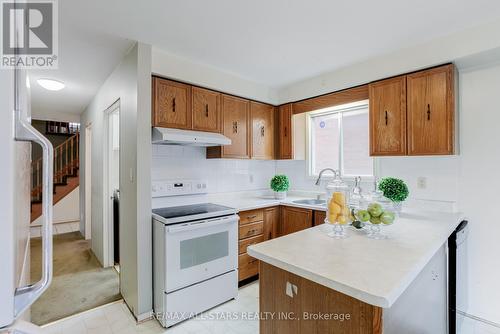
<box><xmin>103</xmin><ymin>100</ymin><xmax>120</xmax><ymax>268</ymax></box>
<box><xmin>84</xmin><ymin>123</ymin><xmax>92</xmax><ymax>240</ymax></box>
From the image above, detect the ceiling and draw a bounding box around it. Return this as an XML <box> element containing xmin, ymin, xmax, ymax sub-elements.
<box><xmin>30</xmin><ymin>0</ymin><xmax>500</xmax><ymax>118</ymax></box>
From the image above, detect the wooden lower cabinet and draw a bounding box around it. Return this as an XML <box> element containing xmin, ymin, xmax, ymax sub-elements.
<box><xmin>239</xmin><ymin>207</ymin><xmax>280</xmax><ymax>282</ymax></box>
<box><xmin>280</xmin><ymin>206</ymin><xmax>313</xmax><ymax>236</ymax></box>
<box><xmin>259</xmin><ymin>262</ymin><xmax>383</xmax><ymax>334</ymax></box>
<box><xmin>313</xmin><ymin>210</ymin><xmax>326</xmax><ymax>226</ymax></box>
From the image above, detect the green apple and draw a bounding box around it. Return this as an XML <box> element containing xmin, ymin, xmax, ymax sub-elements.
<box><xmin>356</xmin><ymin>210</ymin><xmax>371</xmax><ymax>222</ymax></box>
<box><xmin>370</xmin><ymin>216</ymin><xmax>381</xmax><ymax>225</ymax></box>
<box><xmin>367</xmin><ymin>203</ymin><xmax>383</xmax><ymax>217</ymax></box>
<box><xmin>380</xmin><ymin>211</ymin><xmax>395</xmax><ymax>225</ymax></box>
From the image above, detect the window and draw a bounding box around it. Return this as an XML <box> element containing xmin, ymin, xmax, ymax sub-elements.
<box><xmin>307</xmin><ymin>100</ymin><xmax>373</xmax><ymax>178</ymax></box>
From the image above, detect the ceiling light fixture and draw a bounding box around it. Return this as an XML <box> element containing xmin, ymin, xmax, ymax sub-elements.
<box><xmin>37</xmin><ymin>78</ymin><xmax>65</xmax><ymax>91</ymax></box>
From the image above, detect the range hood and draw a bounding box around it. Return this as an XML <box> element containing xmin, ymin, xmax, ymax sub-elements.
<box><xmin>152</xmin><ymin>127</ymin><xmax>232</xmax><ymax>146</ymax></box>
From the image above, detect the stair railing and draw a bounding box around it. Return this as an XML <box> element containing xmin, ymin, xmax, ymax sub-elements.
<box><xmin>31</xmin><ymin>132</ymin><xmax>79</xmax><ymax>202</ymax></box>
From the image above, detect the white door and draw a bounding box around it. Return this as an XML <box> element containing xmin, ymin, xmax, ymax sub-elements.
<box><xmin>84</xmin><ymin>124</ymin><xmax>92</xmax><ymax>240</ymax></box>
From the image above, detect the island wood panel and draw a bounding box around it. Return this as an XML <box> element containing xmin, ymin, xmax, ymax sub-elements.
<box><xmin>259</xmin><ymin>262</ymin><xmax>383</xmax><ymax>334</ymax></box>
<box><xmin>250</xmin><ymin>101</ymin><xmax>275</xmax><ymax>159</ymax></box>
<box><xmin>280</xmin><ymin>206</ymin><xmax>312</xmax><ymax>236</ymax></box>
<box><xmin>152</xmin><ymin>77</ymin><xmax>192</xmax><ymax>129</ymax></box>
<box><xmin>407</xmin><ymin>64</ymin><xmax>455</xmax><ymax>155</ymax></box>
<box><xmin>192</xmin><ymin>86</ymin><xmax>221</xmax><ymax>133</ymax></box>
<box><xmin>292</xmin><ymin>85</ymin><xmax>369</xmax><ymax>114</ymax></box>
<box><xmin>369</xmin><ymin>76</ymin><xmax>407</xmax><ymax>156</ymax></box>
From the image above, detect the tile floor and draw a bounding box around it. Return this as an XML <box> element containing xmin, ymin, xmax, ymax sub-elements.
<box><xmin>30</xmin><ymin>221</ymin><xmax>80</xmax><ymax>238</ymax></box>
<box><xmin>42</xmin><ymin>281</ymin><xmax>259</xmax><ymax>334</ymax></box>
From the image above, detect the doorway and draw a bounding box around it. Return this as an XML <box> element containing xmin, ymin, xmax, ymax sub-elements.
<box><xmin>104</xmin><ymin>100</ymin><xmax>120</xmax><ymax>269</ymax></box>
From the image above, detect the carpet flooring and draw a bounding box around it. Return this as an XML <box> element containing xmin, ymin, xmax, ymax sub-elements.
<box><xmin>30</xmin><ymin>231</ymin><xmax>121</xmax><ymax>325</ymax></box>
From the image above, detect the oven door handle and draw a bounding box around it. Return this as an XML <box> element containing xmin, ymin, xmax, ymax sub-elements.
<box><xmin>167</xmin><ymin>216</ymin><xmax>237</xmax><ymax>234</ymax></box>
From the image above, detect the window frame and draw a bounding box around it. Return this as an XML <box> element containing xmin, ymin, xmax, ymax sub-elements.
<box><xmin>305</xmin><ymin>99</ymin><xmax>377</xmax><ymax>180</ymax></box>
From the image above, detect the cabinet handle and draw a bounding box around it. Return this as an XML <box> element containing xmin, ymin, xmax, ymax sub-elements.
<box><xmin>205</xmin><ymin>104</ymin><xmax>209</xmax><ymax>117</ymax></box>
<box><xmin>261</xmin><ymin>126</ymin><xmax>265</xmax><ymax>137</ymax></box>
<box><xmin>284</xmin><ymin>126</ymin><xmax>287</xmax><ymax>137</ymax></box>
<box><xmin>427</xmin><ymin>104</ymin><xmax>431</xmax><ymax>121</ymax></box>
<box><xmin>172</xmin><ymin>98</ymin><xmax>176</xmax><ymax>112</ymax></box>
<box><xmin>233</xmin><ymin>121</ymin><xmax>238</xmax><ymax>133</ymax></box>
<box><xmin>385</xmin><ymin>110</ymin><xmax>388</xmax><ymax>125</ymax></box>
<box><xmin>247</xmin><ymin>215</ymin><xmax>257</xmax><ymax>219</ymax></box>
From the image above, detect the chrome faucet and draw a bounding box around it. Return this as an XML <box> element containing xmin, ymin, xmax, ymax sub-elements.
<box><xmin>315</xmin><ymin>168</ymin><xmax>337</xmax><ymax>186</ymax></box>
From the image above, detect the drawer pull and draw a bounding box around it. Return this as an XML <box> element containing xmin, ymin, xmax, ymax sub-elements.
<box><xmin>427</xmin><ymin>104</ymin><xmax>431</xmax><ymax>121</ymax></box>
<box><xmin>247</xmin><ymin>215</ymin><xmax>257</xmax><ymax>219</ymax></box>
<box><xmin>248</xmin><ymin>259</ymin><xmax>258</xmax><ymax>265</ymax></box>
<box><xmin>385</xmin><ymin>110</ymin><xmax>388</xmax><ymax>125</ymax></box>
<box><xmin>205</xmin><ymin>104</ymin><xmax>209</xmax><ymax>117</ymax></box>
<box><xmin>172</xmin><ymin>98</ymin><xmax>176</xmax><ymax>112</ymax></box>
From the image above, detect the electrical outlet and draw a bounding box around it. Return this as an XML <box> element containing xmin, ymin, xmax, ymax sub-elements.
<box><xmin>417</xmin><ymin>177</ymin><xmax>427</xmax><ymax>189</ymax></box>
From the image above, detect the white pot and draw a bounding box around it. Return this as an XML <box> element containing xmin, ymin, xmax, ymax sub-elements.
<box><xmin>274</xmin><ymin>191</ymin><xmax>287</xmax><ymax>200</ymax></box>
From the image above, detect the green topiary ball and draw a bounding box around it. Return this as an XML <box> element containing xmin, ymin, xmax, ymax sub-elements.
<box><xmin>270</xmin><ymin>175</ymin><xmax>290</xmax><ymax>192</ymax></box>
<box><xmin>378</xmin><ymin>177</ymin><xmax>409</xmax><ymax>203</ymax></box>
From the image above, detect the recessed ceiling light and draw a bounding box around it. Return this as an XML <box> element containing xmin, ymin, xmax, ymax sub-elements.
<box><xmin>37</xmin><ymin>78</ymin><xmax>65</xmax><ymax>91</ymax></box>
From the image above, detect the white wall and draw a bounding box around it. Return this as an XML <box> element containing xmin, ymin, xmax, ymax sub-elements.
<box><xmin>80</xmin><ymin>42</ymin><xmax>153</xmax><ymax>318</ymax></box>
<box><xmin>152</xmin><ymin>47</ymin><xmax>279</xmax><ymax>104</ymax></box>
<box><xmin>33</xmin><ymin>187</ymin><xmax>80</xmax><ymax>225</ymax></box>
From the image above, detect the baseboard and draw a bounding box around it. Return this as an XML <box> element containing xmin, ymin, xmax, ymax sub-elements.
<box><xmin>457</xmin><ymin>310</ymin><xmax>500</xmax><ymax>329</ymax></box>
<box><xmin>31</xmin><ymin>219</ymin><xmax>79</xmax><ymax>227</ymax></box>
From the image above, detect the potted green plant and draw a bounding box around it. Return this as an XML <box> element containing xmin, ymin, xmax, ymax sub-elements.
<box><xmin>270</xmin><ymin>174</ymin><xmax>290</xmax><ymax>200</ymax></box>
<box><xmin>378</xmin><ymin>177</ymin><xmax>409</xmax><ymax>212</ymax></box>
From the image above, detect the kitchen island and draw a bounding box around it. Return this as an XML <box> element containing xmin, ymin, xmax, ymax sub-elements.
<box><xmin>248</xmin><ymin>210</ymin><xmax>465</xmax><ymax>334</ymax></box>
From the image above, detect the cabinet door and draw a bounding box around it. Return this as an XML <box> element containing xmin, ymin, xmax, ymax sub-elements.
<box><xmin>152</xmin><ymin>78</ymin><xmax>191</xmax><ymax>129</ymax></box>
<box><xmin>369</xmin><ymin>76</ymin><xmax>407</xmax><ymax>156</ymax></box>
<box><xmin>280</xmin><ymin>206</ymin><xmax>312</xmax><ymax>236</ymax></box>
<box><xmin>407</xmin><ymin>64</ymin><xmax>455</xmax><ymax>155</ymax></box>
<box><xmin>192</xmin><ymin>87</ymin><xmax>221</xmax><ymax>133</ymax></box>
<box><xmin>263</xmin><ymin>206</ymin><xmax>280</xmax><ymax>240</ymax></box>
<box><xmin>278</xmin><ymin>104</ymin><xmax>293</xmax><ymax>159</ymax></box>
<box><xmin>251</xmin><ymin>102</ymin><xmax>275</xmax><ymax>159</ymax></box>
<box><xmin>221</xmin><ymin>95</ymin><xmax>250</xmax><ymax>158</ymax></box>
<box><xmin>313</xmin><ymin>210</ymin><xmax>326</xmax><ymax>226</ymax></box>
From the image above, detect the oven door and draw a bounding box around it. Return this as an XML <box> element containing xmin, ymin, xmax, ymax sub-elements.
<box><xmin>165</xmin><ymin>215</ymin><xmax>238</xmax><ymax>293</ymax></box>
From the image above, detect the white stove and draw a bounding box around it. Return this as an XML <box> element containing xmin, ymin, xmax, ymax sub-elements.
<box><xmin>153</xmin><ymin>201</ymin><xmax>239</xmax><ymax>328</ymax></box>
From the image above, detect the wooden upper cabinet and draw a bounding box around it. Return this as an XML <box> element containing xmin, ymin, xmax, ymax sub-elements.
<box><xmin>280</xmin><ymin>206</ymin><xmax>312</xmax><ymax>237</ymax></box>
<box><xmin>152</xmin><ymin>77</ymin><xmax>191</xmax><ymax>129</ymax></box>
<box><xmin>220</xmin><ymin>94</ymin><xmax>250</xmax><ymax>158</ymax></box>
<box><xmin>192</xmin><ymin>87</ymin><xmax>221</xmax><ymax>133</ymax></box>
<box><xmin>407</xmin><ymin>64</ymin><xmax>455</xmax><ymax>155</ymax></box>
<box><xmin>250</xmin><ymin>102</ymin><xmax>275</xmax><ymax>159</ymax></box>
<box><xmin>369</xmin><ymin>76</ymin><xmax>407</xmax><ymax>156</ymax></box>
<box><xmin>278</xmin><ymin>104</ymin><xmax>293</xmax><ymax>159</ymax></box>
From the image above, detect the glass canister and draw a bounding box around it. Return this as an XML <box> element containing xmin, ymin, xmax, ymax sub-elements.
<box><xmin>325</xmin><ymin>171</ymin><xmax>351</xmax><ymax>238</ymax></box>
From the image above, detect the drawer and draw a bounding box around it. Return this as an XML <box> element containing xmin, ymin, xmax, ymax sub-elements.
<box><xmin>238</xmin><ymin>234</ymin><xmax>264</xmax><ymax>254</ymax></box>
<box><xmin>239</xmin><ymin>221</ymin><xmax>263</xmax><ymax>240</ymax></box>
<box><xmin>239</xmin><ymin>209</ymin><xmax>264</xmax><ymax>225</ymax></box>
<box><xmin>239</xmin><ymin>253</ymin><xmax>259</xmax><ymax>281</ymax></box>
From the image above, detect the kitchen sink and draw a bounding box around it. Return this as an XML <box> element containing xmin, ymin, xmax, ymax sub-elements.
<box><xmin>292</xmin><ymin>199</ymin><xmax>326</xmax><ymax>206</ymax></box>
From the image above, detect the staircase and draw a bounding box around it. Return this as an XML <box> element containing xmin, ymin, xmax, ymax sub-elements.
<box><xmin>31</xmin><ymin>132</ymin><xmax>80</xmax><ymax>222</ymax></box>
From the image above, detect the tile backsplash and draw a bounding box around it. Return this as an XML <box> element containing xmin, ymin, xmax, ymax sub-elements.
<box><xmin>152</xmin><ymin>145</ymin><xmax>276</xmax><ymax>194</ymax></box>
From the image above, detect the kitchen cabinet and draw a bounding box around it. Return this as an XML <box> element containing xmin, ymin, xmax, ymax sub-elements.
<box><xmin>277</xmin><ymin>104</ymin><xmax>293</xmax><ymax>159</ymax></box>
<box><xmin>263</xmin><ymin>206</ymin><xmax>280</xmax><ymax>240</ymax></box>
<box><xmin>192</xmin><ymin>86</ymin><xmax>221</xmax><ymax>133</ymax></box>
<box><xmin>407</xmin><ymin>64</ymin><xmax>455</xmax><ymax>155</ymax></box>
<box><xmin>152</xmin><ymin>77</ymin><xmax>192</xmax><ymax>129</ymax></box>
<box><xmin>207</xmin><ymin>94</ymin><xmax>250</xmax><ymax>159</ymax></box>
<box><xmin>313</xmin><ymin>210</ymin><xmax>326</xmax><ymax>226</ymax></box>
<box><xmin>250</xmin><ymin>101</ymin><xmax>275</xmax><ymax>159</ymax></box>
<box><xmin>238</xmin><ymin>207</ymin><xmax>280</xmax><ymax>282</ymax></box>
<box><xmin>369</xmin><ymin>64</ymin><xmax>456</xmax><ymax>156</ymax></box>
<box><xmin>369</xmin><ymin>76</ymin><xmax>407</xmax><ymax>156</ymax></box>
<box><xmin>280</xmin><ymin>206</ymin><xmax>313</xmax><ymax>236</ymax></box>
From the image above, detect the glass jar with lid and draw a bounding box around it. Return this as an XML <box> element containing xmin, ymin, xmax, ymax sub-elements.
<box><xmin>325</xmin><ymin>170</ymin><xmax>351</xmax><ymax>238</ymax></box>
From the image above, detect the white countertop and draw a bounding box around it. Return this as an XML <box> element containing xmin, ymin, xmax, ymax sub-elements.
<box><xmin>207</xmin><ymin>193</ymin><xmax>327</xmax><ymax>212</ymax></box>
<box><xmin>247</xmin><ymin>210</ymin><xmax>465</xmax><ymax>308</ymax></box>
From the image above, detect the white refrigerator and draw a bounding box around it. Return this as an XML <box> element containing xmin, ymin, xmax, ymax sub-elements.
<box><xmin>0</xmin><ymin>70</ymin><xmax>54</xmax><ymax>331</ymax></box>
